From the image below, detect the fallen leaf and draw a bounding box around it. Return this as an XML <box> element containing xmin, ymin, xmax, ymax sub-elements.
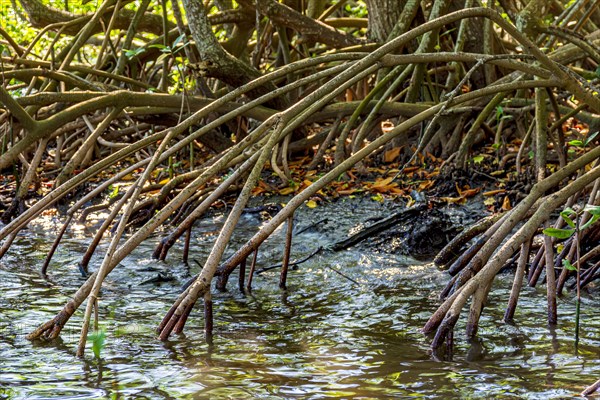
<box><xmin>338</xmin><ymin>189</ymin><xmax>357</xmax><ymax>195</ymax></box>
<box><xmin>502</xmin><ymin>195</ymin><xmax>512</xmax><ymax>210</ymax></box>
<box><xmin>371</xmin><ymin>193</ymin><xmax>384</xmax><ymax>202</ymax></box>
<box><xmin>483</xmin><ymin>189</ymin><xmax>506</xmax><ymax>196</ymax></box>
<box><xmin>371</xmin><ymin>176</ymin><xmax>395</xmax><ymax>188</ymax></box>
<box><xmin>483</xmin><ymin>197</ymin><xmax>495</xmax><ymax>206</ymax></box>
<box><xmin>279</xmin><ymin>187</ymin><xmax>295</xmax><ymax>195</ymax></box>
<box><xmin>384</xmin><ymin>147</ymin><xmax>401</xmax><ymax>163</ymax></box>
<box><xmin>440</xmin><ymin>196</ymin><xmax>467</xmax><ymax>205</ymax></box>
<box><xmin>461</xmin><ymin>187</ymin><xmax>481</xmax><ymax>197</ymax></box>
<box><xmin>306</xmin><ymin>200</ymin><xmax>317</xmax><ymax>208</ymax></box>
<box><xmin>300</xmin><ymin>179</ymin><xmax>313</xmax><ymax>190</ymax></box>
<box><xmin>402</xmin><ymin>166</ymin><xmax>420</xmax><ymax>174</ymax></box>
<box><xmin>418</xmin><ymin>180</ymin><xmax>434</xmax><ymax>191</ymax></box>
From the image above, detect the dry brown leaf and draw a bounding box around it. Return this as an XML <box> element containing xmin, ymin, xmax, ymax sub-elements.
<box><xmin>338</xmin><ymin>188</ymin><xmax>357</xmax><ymax>195</ymax></box>
<box><xmin>461</xmin><ymin>187</ymin><xmax>481</xmax><ymax>197</ymax></box>
<box><xmin>384</xmin><ymin>147</ymin><xmax>401</xmax><ymax>163</ymax></box>
<box><xmin>483</xmin><ymin>189</ymin><xmax>506</xmax><ymax>196</ymax></box>
<box><xmin>403</xmin><ymin>166</ymin><xmax>420</xmax><ymax>174</ymax></box>
<box><xmin>502</xmin><ymin>195</ymin><xmax>512</xmax><ymax>211</ymax></box>
<box><xmin>418</xmin><ymin>180</ymin><xmax>434</xmax><ymax>191</ymax></box>
<box><xmin>440</xmin><ymin>196</ymin><xmax>467</xmax><ymax>205</ymax></box>
<box><xmin>372</xmin><ymin>176</ymin><xmax>395</xmax><ymax>188</ymax></box>
<box><xmin>279</xmin><ymin>187</ymin><xmax>296</xmax><ymax>195</ymax></box>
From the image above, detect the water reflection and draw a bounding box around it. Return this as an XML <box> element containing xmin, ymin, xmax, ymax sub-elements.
<box><xmin>1</xmin><ymin>200</ymin><xmax>599</xmax><ymax>399</ymax></box>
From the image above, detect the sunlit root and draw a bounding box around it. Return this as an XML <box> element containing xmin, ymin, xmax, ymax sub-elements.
<box><xmin>425</xmin><ymin>158</ymin><xmax>600</xmax><ymax>349</ymax></box>
<box><xmin>582</xmin><ymin>378</ymin><xmax>600</xmax><ymax>396</ymax></box>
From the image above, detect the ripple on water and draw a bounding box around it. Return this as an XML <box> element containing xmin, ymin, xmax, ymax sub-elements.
<box><xmin>1</xmin><ymin>201</ymin><xmax>600</xmax><ymax>399</ymax></box>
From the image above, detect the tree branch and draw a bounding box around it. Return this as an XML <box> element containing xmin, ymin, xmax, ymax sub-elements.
<box><xmin>238</xmin><ymin>0</ymin><xmax>362</xmax><ymax>48</ymax></box>
<box><xmin>0</xmin><ymin>86</ymin><xmax>37</xmax><ymax>131</ymax></box>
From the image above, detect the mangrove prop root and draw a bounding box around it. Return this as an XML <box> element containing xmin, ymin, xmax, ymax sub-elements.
<box><xmin>447</xmin><ymin>213</ymin><xmax>509</xmax><ymax>276</ymax></box>
<box><xmin>447</xmin><ymin>237</ymin><xmax>486</xmax><ymax>276</ymax></box>
<box><xmin>41</xmin><ymin>215</ymin><xmax>73</xmax><ymax>276</ymax></box>
<box><xmin>204</xmin><ymin>292</ymin><xmax>214</xmax><ymax>342</ymax></box>
<box><xmin>7</xmin><ymin>4</ymin><xmax>600</xmax><ymax>353</ymax></box>
<box><xmin>279</xmin><ymin>216</ymin><xmax>294</xmax><ymax>290</ymax></box>
<box><xmin>583</xmin><ymin>378</ymin><xmax>600</xmax><ymax>396</ymax></box>
<box><xmin>503</xmin><ymin>239</ymin><xmax>532</xmax><ymax>322</ymax></box>
<box><xmin>26</xmin><ymin>305</ymin><xmax>75</xmax><ymax>340</ymax></box>
<box><xmin>157</xmin><ymin>286</ymin><xmax>189</xmax><ymax>334</ymax></box>
<box><xmin>431</xmin><ymin>312</ymin><xmax>460</xmax><ymax>350</ymax></box>
<box><xmin>434</xmin><ymin>214</ymin><xmax>501</xmax><ymax>267</ymax></box>
<box><xmin>174</xmin><ymin>302</ymin><xmax>194</xmax><ymax>334</ymax></box>
<box><xmin>238</xmin><ymin>257</ymin><xmax>246</xmax><ymax>293</ymax></box>
<box><xmin>429</xmin><ymin>166</ymin><xmax>600</xmax><ymax>349</ymax></box>
<box><xmin>465</xmin><ymin>282</ymin><xmax>491</xmax><ymax>339</ymax></box>
<box><xmin>183</xmin><ymin>225</ymin><xmax>192</xmax><ymax>264</ymax></box>
<box><xmin>439</xmin><ymin>274</ymin><xmax>459</xmax><ymax>300</ymax></box>
<box><xmin>246</xmin><ymin>248</ymin><xmax>259</xmax><ymax>291</ymax></box>
<box><xmin>527</xmin><ymin>246</ymin><xmax>546</xmax><ymax>286</ymax></box>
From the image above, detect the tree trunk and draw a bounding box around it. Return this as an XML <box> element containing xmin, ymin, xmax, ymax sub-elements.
<box><xmin>365</xmin><ymin>0</ymin><xmax>405</xmax><ymax>42</ymax></box>
<box><xmin>182</xmin><ymin>0</ymin><xmax>281</xmax><ymax>105</ymax></box>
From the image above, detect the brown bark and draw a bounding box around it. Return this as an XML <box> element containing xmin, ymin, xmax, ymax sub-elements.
<box><xmin>365</xmin><ymin>0</ymin><xmax>404</xmax><ymax>42</ymax></box>
<box><xmin>182</xmin><ymin>0</ymin><xmax>282</xmax><ymax>106</ymax></box>
<box><xmin>18</xmin><ymin>0</ymin><xmax>173</xmax><ymax>36</ymax></box>
<box><xmin>238</xmin><ymin>0</ymin><xmax>360</xmax><ymax>48</ymax></box>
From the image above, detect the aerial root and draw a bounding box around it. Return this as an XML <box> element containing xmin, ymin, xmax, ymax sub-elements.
<box><xmin>583</xmin><ymin>378</ymin><xmax>600</xmax><ymax>396</ymax></box>
<box><xmin>26</xmin><ymin>310</ymin><xmax>71</xmax><ymax>340</ymax></box>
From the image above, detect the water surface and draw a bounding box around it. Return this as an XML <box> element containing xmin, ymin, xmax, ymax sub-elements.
<box><xmin>1</xmin><ymin>199</ymin><xmax>598</xmax><ymax>399</ymax></box>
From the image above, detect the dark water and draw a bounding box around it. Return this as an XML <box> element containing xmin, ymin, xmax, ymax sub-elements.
<box><xmin>1</xmin><ymin>199</ymin><xmax>599</xmax><ymax>399</ymax></box>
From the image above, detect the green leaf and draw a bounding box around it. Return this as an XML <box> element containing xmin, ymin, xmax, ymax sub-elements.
<box><xmin>149</xmin><ymin>44</ymin><xmax>169</xmax><ymax>51</ymax></box>
<box><xmin>173</xmin><ymin>33</ymin><xmax>186</xmax><ymax>47</ymax></box>
<box><xmin>495</xmin><ymin>105</ymin><xmax>504</xmax><ymax>120</ymax></box>
<box><xmin>560</xmin><ymin>208</ymin><xmax>577</xmax><ymax>228</ymax></box>
<box><xmin>584</xmin><ymin>131</ymin><xmax>599</xmax><ymax>146</ymax></box>
<box><xmin>88</xmin><ymin>330</ymin><xmax>106</xmax><ymax>358</ymax></box>
<box><xmin>561</xmin><ymin>215</ymin><xmax>575</xmax><ymax>228</ymax></box>
<box><xmin>562</xmin><ymin>207</ymin><xmax>577</xmax><ymax>215</ymax></box>
<box><xmin>473</xmin><ymin>155</ymin><xmax>484</xmax><ymax>164</ymax></box>
<box><xmin>528</xmin><ymin>150</ymin><xmax>534</xmax><ymax>159</ymax></box>
<box><xmin>562</xmin><ymin>259</ymin><xmax>577</xmax><ymax>271</ymax></box>
<box><xmin>581</xmin><ymin>214</ymin><xmax>599</xmax><ymax>230</ymax></box>
<box><xmin>171</xmin><ymin>41</ymin><xmax>190</xmax><ymax>55</ymax></box>
<box><xmin>568</xmin><ymin>139</ymin><xmax>584</xmax><ymax>147</ymax></box>
<box><xmin>124</xmin><ymin>47</ymin><xmax>145</xmax><ymax>59</ymax></box>
<box><xmin>157</xmin><ymin>53</ymin><xmax>170</xmax><ymax>63</ymax></box>
<box><xmin>108</xmin><ymin>184</ymin><xmax>119</xmax><ymax>199</ymax></box>
<box><xmin>584</xmin><ymin>205</ymin><xmax>600</xmax><ymax>216</ymax></box>
<box><xmin>543</xmin><ymin>227</ymin><xmax>575</xmax><ymax>239</ymax></box>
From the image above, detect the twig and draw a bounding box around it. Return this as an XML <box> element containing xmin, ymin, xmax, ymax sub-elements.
<box><xmin>322</xmin><ymin>264</ymin><xmax>361</xmax><ymax>286</ymax></box>
<box><xmin>256</xmin><ymin>246</ymin><xmax>323</xmax><ymax>274</ymax></box>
